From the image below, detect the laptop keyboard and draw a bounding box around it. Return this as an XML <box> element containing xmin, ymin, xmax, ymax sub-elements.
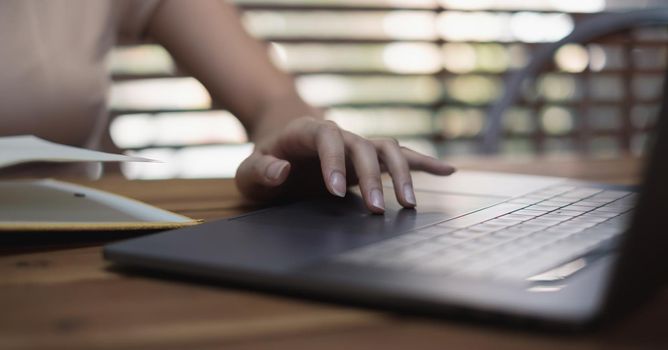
<box><xmin>337</xmin><ymin>185</ymin><xmax>636</xmax><ymax>282</ymax></box>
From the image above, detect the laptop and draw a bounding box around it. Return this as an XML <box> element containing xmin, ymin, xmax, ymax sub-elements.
<box><xmin>104</xmin><ymin>82</ymin><xmax>668</xmax><ymax>331</ymax></box>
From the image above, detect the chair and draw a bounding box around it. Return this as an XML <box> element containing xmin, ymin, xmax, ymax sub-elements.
<box><xmin>481</xmin><ymin>8</ymin><xmax>668</xmax><ymax>154</ymax></box>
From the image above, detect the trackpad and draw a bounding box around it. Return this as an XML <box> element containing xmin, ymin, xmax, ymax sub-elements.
<box><xmin>232</xmin><ymin>190</ymin><xmax>503</xmax><ymax>248</ymax></box>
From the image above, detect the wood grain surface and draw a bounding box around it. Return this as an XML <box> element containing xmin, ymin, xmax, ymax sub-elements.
<box><xmin>2</xmin><ymin>155</ymin><xmax>666</xmax><ymax>350</ymax></box>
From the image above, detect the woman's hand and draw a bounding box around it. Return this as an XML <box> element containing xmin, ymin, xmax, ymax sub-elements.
<box><xmin>235</xmin><ymin>117</ymin><xmax>455</xmax><ymax>213</ymax></box>
<box><xmin>146</xmin><ymin>2</ymin><xmax>454</xmax><ymax>209</ymax></box>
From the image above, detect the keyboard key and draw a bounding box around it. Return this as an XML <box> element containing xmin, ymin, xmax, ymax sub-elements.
<box><xmin>483</xmin><ymin>218</ymin><xmax>523</xmax><ymax>227</ymax></box>
<box><xmin>519</xmin><ymin>219</ymin><xmax>559</xmax><ymax>227</ymax></box>
<box><xmin>523</xmin><ymin>194</ymin><xmax>554</xmax><ymax>200</ymax></box>
<box><xmin>584</xmin><ymin>210</ymin><xmax>618</xmax><ymax>218</ymax></box>
<box><xmin>526</xmin><ymin>205</ymin><xmax>561</xmax><ymax>212</ymax></box>
<box><xmin>499</xmin><ymin>214</ymin><xmax>535</xmax><ymax>221</ymax></box>
<box><xmin>606</xmin><ymin>201</ymin><xmax>634</xmax><ymax>210</ymax></box>
<box><xmin>593</xmin><ymin>206</ymin><xmax>627</xmax><ymax>214</ymax></box>
<box><xmin>564</xmin><ymin>222</ymin><xmax>599</xmax><ymax>230</ymax></box>
<box><xmin>545</xmin><ymin>196</ymin><xmax>578</xmax><ymax>203</ymax></box>
<box><xmin>513</xmin><ymin>209</ymin><xmax>547</xmax><ymax>217</ymax></box>
<box><xmin>550</xmin><ymin>209</ymin><xmax>586</xmax><ymax>216</ymax></box>
<box><xmin>538</xmin><ymin>200</ymin><xmax>569</xmax><ymax>207</ymax></box>
<box><xmin>548</xmin><ymin>185</ymin><xmax>576</xmax><ymax>193</ymax></box>
<box><xmin>562</xmin><ymin>205</ymin><xmax>597</xmax><ymax>212</ymax></box>
<box><xmin>507</xmin><ymin>198</ymin><xmax>541</xmax><ymax>205</ymax></box>
<box><xmin>533</xmin><ymin>215</ymin><xmax>570</xmax><ymax>222</ymax></box>
<box><xmin>540</xmin><ymin>213</ymin><xmax>578</xmax><ymax>220</ymax></box>
<box><xmin>560</xmin><ymin>189</ymin><xmax>602</xmax><ymax>198</ymax></box>
<box><xmin>438</xmin><ymin>203</ymin><xmax>527</xmax><ymax>229</ymax></box>
<box><xmin>574</xmin><ymin>200</ymin><xmax>604</xmax><ymax>207</ymax></box>
<box><xmin>571</xmin><ymin>215</ymin><xmax>609</xmax><ymax>224</ymax></box>
<box><xmin>468</xmin><ymin>223</ymin><xmax>505</xmax><ymax>233</ymax></box>
<box><xmin>596</xmin><ymin>190</ymin><xmax>632</xmax><ymax>199</ymax></box>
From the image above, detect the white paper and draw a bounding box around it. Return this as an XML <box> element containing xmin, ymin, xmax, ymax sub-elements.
<box><xmin>0</xmin><ymin>135</ymin><xmax>155</xmax><ymax>169</ymax></box>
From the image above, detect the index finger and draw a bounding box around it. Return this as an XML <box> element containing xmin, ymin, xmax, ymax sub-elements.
<box><xmin>314</xmin><ymin>121</ymin><xmax>347</xmax><ymax>197</ymax></box>
<box><xmin>401</xmin><ymin>147</ymin><xmax>456</xmax><ymax>175</ymax></box>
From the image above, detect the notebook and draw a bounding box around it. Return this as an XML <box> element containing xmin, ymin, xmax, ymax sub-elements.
<box><xmin>0</xmin><ymin>135</ymin><xmax>197</xmax><ymax>231</ymax></box>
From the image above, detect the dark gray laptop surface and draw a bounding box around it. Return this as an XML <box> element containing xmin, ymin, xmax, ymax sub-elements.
<box><xmin>104</xmin><ymin>82</ymin><xmax>668</xmax><ymax>330</ymax></box>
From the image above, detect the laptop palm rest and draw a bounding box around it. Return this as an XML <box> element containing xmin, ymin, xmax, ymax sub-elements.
<box><xmin>105</xmin><ymin>191</ymin><xmax>502</xmax><ymax>274</ymax></box>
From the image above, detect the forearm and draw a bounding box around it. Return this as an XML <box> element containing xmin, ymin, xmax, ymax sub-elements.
<box><xmin>146</xmin><ymin>0</ymin><xmax>320</xmax><ymax>141</ymax></box>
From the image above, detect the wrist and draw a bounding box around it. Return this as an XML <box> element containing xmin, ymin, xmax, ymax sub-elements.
<box><xmin>250</xmin><ymin>94</ymin><xmax>324</xmax><ymax>142</ymax></box>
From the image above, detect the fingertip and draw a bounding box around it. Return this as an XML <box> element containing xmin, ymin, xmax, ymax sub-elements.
<box><xmin>329</xmin><ymin>170</ymin><xmax>347</xmax><ymax>197</ymax></box>
<box><xmin>401</xmin><ymin>183</ymin><xmax>417</xmax><ymax>208</ymax></box>
<box><xmin>368</xmin><ymin>205</ymin><xmax>385</xmax><ymax>215</ymax></box>
<box><xmin>430</xmin><ymin>161</ymin><xmax>456</xmax><ymax>175</ymax></box>
<box><xmin>441</xmin><ymin>165</ymin><xmax>456</xmax><ymax>175</ymax></box>
<box><xmin>368</xmin><ymin>188</ymin><xmax>385</xmax><ymax>214</ymax></box>
<box><xmin>265</xmin><ymin>160</ymin><xmax>291</xmax><ymax>185</ymax></box>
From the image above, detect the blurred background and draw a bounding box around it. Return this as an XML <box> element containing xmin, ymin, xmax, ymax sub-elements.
<box><xmin>108</xmin><ymin>0</ymin><xmax>668</xmax><ymax>179</ymax></box>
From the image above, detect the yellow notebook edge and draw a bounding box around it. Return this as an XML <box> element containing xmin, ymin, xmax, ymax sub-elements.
<box><xmin>1</xmin><ymin>178</ymin><xmax>204</xmax><ymax>231</ymax></box>
<box><xmin>0</xmin><ymin>220</ymin><xmax>203</xmax><ymax>232</ymax></box>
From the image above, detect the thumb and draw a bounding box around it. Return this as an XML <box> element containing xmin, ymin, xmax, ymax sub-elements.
<box><xmin>235</xmin><ymin>151</ymin><xmax>291</xmax><ymax>201</ymax></box>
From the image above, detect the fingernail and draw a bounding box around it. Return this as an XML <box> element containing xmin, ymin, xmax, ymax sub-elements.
<box><xmin>266</xmin><ymin>161</ymin><xmax>288</xmax><ymax>181</ymax></box>
<box><xmin>330</xmin><ymin>171</ymin><xmax>346</xmax><ymax>197</ymax></box>
<box><xmin>370</xmin><ymin>188</ymin><xmax>385</xmax><ymax>211</ymax></box>
<box><xmin>403</xmin><ymin>183</ymin><xmax>416</xmax><ymax>206</ymax></box>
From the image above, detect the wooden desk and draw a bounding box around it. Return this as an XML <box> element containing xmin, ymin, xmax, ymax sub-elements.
<box><xmin>2</xmin><ymin>156</ymin><xmax>666</xmax><ymax>350</ymax></box>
